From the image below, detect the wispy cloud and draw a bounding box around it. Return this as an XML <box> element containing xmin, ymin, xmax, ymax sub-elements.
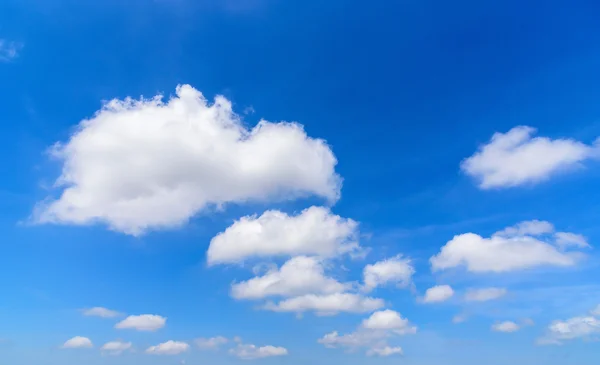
<box><xmin>0</xmin><ymin>39</ymin><xmax>22</xmax><ymax>62</ymax></box>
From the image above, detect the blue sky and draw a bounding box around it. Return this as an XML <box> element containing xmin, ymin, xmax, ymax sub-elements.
<box><xmin>1</xmin><ymin>0</ymin><xmax>600</xmax><ymax>364</ymax></box>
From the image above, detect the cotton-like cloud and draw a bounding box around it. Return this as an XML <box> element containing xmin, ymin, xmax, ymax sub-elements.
<box><xmin>146</xmin><ymin>340</ymin><xmax>189</xmax><ymax>355</ymax></box>
<box><xmin>464</xmin><ymin>288</ymin><xmax>507</xmax><ymax>302</ymax></box>
<box><xmin>231</xmin><ymin>256</ymin><xmax>349</xmax><ymax>299</ymax></box>
<box><xmin>0</xmin><ymin>39</ymin><xmax>21</xmax><ymax>61</ymax></box>
<box><xmin>115</xmin><ymin>314</ymin><xmax>166</xmax><ymax>332</ymax></box>
<box><xmin>461</xmin><ymin>126</ymin><xmax>599</xmax><ymax>189</ymax></box>
<box><xmin>101</xmin><ymin>341</ymin><xmax>132</xmax><ymax>355</ymax></box>
<box><xmin>61</xmin><ymin>336</ymin><xmax>93</xmax><ymax>349</ymax></box>
<box><xmin>229</xmin><ymin>343</ymin><xmax>288</xmax><ymax>360</ymax></box>
<box><xmin>34</xmin><ymin>85</ymin><xmax>341</xmax><ymax>235</ymax></box>
<box><xmin>422</xmin><ymin>285</ymin><xmax>454</xmax><ymax>303</ymax></box>
<box><xmin>492</xmin><ymin>321</ymin><xmax>520</xmax><ymax>333</ymax></box>
<box><xmin>430</xmin><ymin>221</ymin><xmax>588</xmax><ymax>273</ymax></box>
<box><xmin>538</xmin><ymin>316</ymin><xmax>600</xmax><ymax>345</ymax></box>
<box><xmin>195</xmin><ymin>336</ymin><xmax>228</xmax><ymax>350</ymax></box>
<box><xmin>319</xmin><ymin>310</ymin><xmax>415</xmax><ymax>356</ymax></box>
<box><xmin>82</xmin><ymin>307</ymin><xmax>122</xmax><ymax>318</ymax></box>
<box><xmin>264</xmin><ymin>292</ymin><xmax>384</xmax><ymax>315</ymax></box>
<box><xmin>207</xmin><ymin>207</ymin><xmax>359</xmax><ymax>265</ymax></box>
<box><xmin>362</xmin><ymin>255</ymin><xmax>414</xmax><ymax>292</ymax></box>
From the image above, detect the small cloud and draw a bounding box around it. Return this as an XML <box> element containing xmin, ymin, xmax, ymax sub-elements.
<box><xmin>62</xmin><ymin>336</ymin><xmax>93</xmax><ymax>349</ymax></box>
<box><xmin>195</xmin><ymin>336</ymin><xmax>228</xmax><ymax>350</ymax></box>
<box><xmin>229</xmin><ymin>342</ymin><xmax>288</xmax><ymax>360</ymax></box>
<box><xmin>452</xmin><ymin>314</ymin><xmax>468</xmax><ymax>324</ymax></box>
<box><xmin>101</xmin><ymin>341</ymin><xmax>132</xmax><ymax>355</ymax></box>
<box><xmin>115</xmin><ymin>314</ymin><xmax>166</xmax><ymax>332</ymax></box>
<box><xmin>464</xmin><ymin>288</ymin><xmax>507</xmax><ymax>302</ymax></box>
<box><xmin>492</xmin><ymin>321</ymin><xmax>520</xmax><ymax>333</ymax></box>
<box><xmin>421</xmin><ymin>285</ymin><xmax>454</xmax><ymax>303</ymax></box>
<box><xmin>82</xmin><ymin>307</ymin><xmax>122</xmax><ymax>318</ymax></box>
<box><xmin>146</xmin><ymin>340</ymin><xmax>189</xmax><ymax>355</ymax></box>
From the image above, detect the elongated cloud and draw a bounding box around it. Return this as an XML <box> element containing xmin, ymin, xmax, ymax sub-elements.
<box><xmin>115</xmin><ymin>314</ymin><xmax>166</xmax><ymax>331</ymax></box>
<box><xmin>229</xmin><ymin>343</ymin><xmax>288</xmax><ymax>360</ymax></box>
<box><xmin>461</xmin><ymin>126</ymin><xmax>599</xmax><ymax>189</ymax></box>
<box><xmin>207</xmin><ymin>206</ymin><xmax>360</xmax><ymax>265</ymax></box>
<box><xmin>264</xmin><ymin>293</ymin><xmax>384</xmax><ymax>315</ymax></box>
<box><xmin>34</xmin><ymin>85</ymin><xmax>341</xmax><ymax>235</ymax></box>
<box><xmin>61</xmin><ymin>336</ymin><xmax>92</xmax><ymax>349</ymax></box>
<box><xmin>422</xmin><ymin>285</ymin><xmax>454</xmax><ymax>303</ymax></box>
<box><xmin>146</xmin><ymin>341</ymin><xmax>189</xmax><ymax>355</ymax></box>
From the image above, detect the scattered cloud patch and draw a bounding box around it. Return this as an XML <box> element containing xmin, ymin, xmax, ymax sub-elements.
<box><xmin>231</xmin><ymin>256</ymin><xmax>349</xmax><ymax>300</ymax></box>
<box><xmin>461</xmin><ymin>126</ymin><xmax>599</xmax><ymax>189</ymax></box>
<box><xmin>362</xmin><ymin>255</ymin><xmax>414</xmax><ymax>292</ymax></box>
<box><xmin>538</xmin><ymin>316</ymin><xmax>600</xmax><ymax>345</ymax></box>
<box><xmin>195</xmin><ymin>336</ymin><xmax>228</xmax><ymax>350</ymax></box>
<box><xmin>146</xmin><ymin>341</ymin><xmax>189</xmax><ymax>355</ymax></box>
<box><xmin>115</xmin><ymin>314</ymin><xmax>166</xmax><ymax>332</ymax></box>
<box><xmin>264</xmin><ymin>292</ymin><xmax>384</xmax><ymax>316</ymax></box>
<box><xmin>422</xmin><ymin>285</ymin><xmax>454</xmax><ymax>303</ymax></box>
<box><xmin>34</xmin><ymin>85</ymin><xmax>341</xmax><ymax>235</ymax></box>
<box><xmin>62</xmin><ymin>336</ymin><xmax>93</xmax><ymax>349</ymax></box>
<box><xmin>319</xmin><ymin>310</ymin><xmax>415</xmax><ymax>356</ymax></box>
<box><xmin>430</xmin><ymin>221</ymin><xmax>588</xmax><ymax>273</ymax></box>
<box><xmin>82</xmin><ymin>307</ymin><xmax>122</xmax><ymax>318</ymax></box>
<box><xmin>465</xmin><ymin>288</ymin><xmax>507</xmax><ymax>302</ymax></box>
<box><xmin>554</xmin><ymin>232</ymin><xmax>590</xmax><ymax>249</ymax></box>
<box><xmin>229</xmin><ymin>343</ymin><xmax>288</xmax><ymax>360</ymax></box>
<box><xmin>494</xmin><ymin>220</ymin><xmax>554</xmax><ymax>237</ymax></box>
<box><xmin>101</xmin><ymin>341</ymin><xmax>132</xmax><ymax>355</ymax></box>
<box><xmin>492</xmin><ymin>321</ymin><xmax>520</xmax><ymax>333</ymax></box>
<box><xmin>452</xmin><ymin>314</ymin><xmax>468</xmax><ymax>324</ymax></box>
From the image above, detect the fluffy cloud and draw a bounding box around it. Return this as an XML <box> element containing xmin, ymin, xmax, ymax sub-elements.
<box><xmin>362</xmin><ymin>310</ymin><xmax>417</xmax><ymax>334</ymax></box>
<box><xmin>229</xmin><ymin>343</ymin><xmax>288</xmax><ymax>360</ymax></box>
<box><xmin>362</xmin><ymin>255</ymin><xmax>414</xmax><ymax>292</ymax></box>
<box><xmin>430</xmin><ymin>221</ymin><xmax>588</xmax><ymax>273</ymax></box>
<box><xmin>34</xmin><ymin>85</ymin><xmax>341</xmax><ymax>235</ymax></box>
<box><xmin>366</xmin><ymin>346</ymin><xmax>403</xmax><ymax>356</ymax></box>
<box><xmin>61</xmin><ymin>336</ymin><xmax>93</xmax><ymax>349</ymax></box>
<box><xmin>0</xmin><ymin>39</ymin><xmax>21</xmax><ymax>62</ymax></box>
<box><xmin>115</xmin><ymin>314</ymin><xmax>166</xmax><ymax>332</ymax></box>
<box><xmin>207</xmin><ymin>207</ymin><xmax>359</xmax><ymax>265</ymax></box>
<box><xmin>494</xmin><ymin>220</ymin><xmax>554</xmax><ymax>237</ymax></box>
<box><xmin>101</xmin><ymin>341</ymin><xmax>132</xmax><ymax>355</ymax></box>
<box><xmin>464</xmin><ymin>288</ymin><xmax>507</xmax><ymax>302</ymax></box>
<box><xmin>319</xmin><ymin>310</ymin><xmax>415</xmax><ymax>356</ymax></box>
<box><xmin>538</xmin><ymin>316</ymin><xmax>600</xmax><ymax>345</ymax></box>
<box><xmin>461</xmin><ymin>126</ymin><xmax>599</xmax><ymax>189</ymax></box>
<box><xmin>422</xmin><ymin>285</ymin><xmax>454</xmax><ymax>303</ymax></box>
<box><xmin>146</xmin><ymin>340</ymin><xmax>189</xmax><ymax>355</ymax></box>
<box><xmin>492</xmin><ymin>321</ymin><xmax>520</xmax><ymax>333</ymax></box>
<box><xmin>264</xmin><ymin>293</ymin><xmax>384</xmax><ymax>315</ymax></box>
<box><xmin>195</xmin><ymin>336</ymin><xmax>228</xmax><ymax>350</ymax></box>
<box><xmin>82</xmin><ymin>307</ymin><xmax>122</xmax><ymax>318</ymax></box>
<box><xmin>231</xmin><ymin>256</ymin><xmax>349</xmax><ymax>299</ymax></box>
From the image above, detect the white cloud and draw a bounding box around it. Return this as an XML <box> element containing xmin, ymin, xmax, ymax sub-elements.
<box><xmin>115</xmin><ymin>314</ymin><xmax>166</xmax><ymax>332</ymax></box>
<box><xmin>538</xmin><ymin>316</ymin><xmax>600</xmax><ymax>345</ymax></box>
<box><xmin>554</xmin><ymin>232</ymin><xmax>590</xmax><ymax>248</ymax></box>
<box><xmin>82</xmin><ymin>307</ymin><xmax>122</xmax><ymax>318</ymax></box>
<box><xmin>62</xmin><ymin>336</ymin><xmax>93</xmax><ymax>349</ymax></box>
<box><xmin>492</xmin><ymin>321</ymin><xmax>520</xmax><ymax>333</ymax></box>
<box><xmin>461</xmin><ymin>126</ymin><xmax>599</xmax><ymax>189</ymax></box>
<box><xmin>101</xmin><ymin>341</ymin><xmax>132</xmax><ymax>355</ymax></box>
<box><xmin>362</xmin><ymin>310</ymin><xmax>417</xmax><ymax>334</ymax></box>
<box><xmin>207</xmin><ymin>207</ymin><xmax>359</xmax><ymax>265</ymax></box>
<box><xmin>362</xmin><ymin>255</ymin><xmax>414</xmax><ymax>292</ymax></box>
<box><xmin>34</xmin><ymin>85</ymin><xmax>341</xmax><ymax>235</ymax></box>
<box><xmin>319</xmin><ymin>310</ymin><xmax>415</xmax><ymax>356</ymax></box>
<box><xmin>465</xmin><ymin>288</ymin><xmax>507</xmax><ymax>302</ymax></box>
<box><xmin>231</xmin><ymin>256</ymin><xmax>349</xmax><ymax>299</ymax></box>
<box><xmin>494</xmin><ymin>220</ymin><xmax>554</xmax><ymax>237</ymax></box>
<box><xmin>146</xmin><ymin>340</ymin><xmax>189</xmax><ymax>355</ymax></box>
<box><xmin>452</xmin><ymin>314</ymin><xmax>468</xmax><ymax>324</ymax></box>
<box><xmin>430</xmin><ymin>221</ymin><xmax>588</xmax><ymax>273</ymax></box>
<box><xmin>264</xmin><ymin>292</ymin><xmax>384</xmax><ymax>315</ymax></box>
<box><xmin>229</xmin><ymin>343</ymin><xmax>288</xmax><ymax>360</ymax></box>
<box><xmin>422</xmin><ymin>285</ymin><xmax>454</xmax><ymax>303</ymax></box>
<box><xmin>366</xmin><ymin>346</ymin><xmax>403</xmax><ymax>356</ymax></box>
<box><xmin>195</xmin><ymin>336</ymin><xmax>228</xmax><ymax>350</ymax></box>
<box><xmin>0</xmin><ymin>39</ymin><xmax>21</xmax><ymax>62</ymax></box>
